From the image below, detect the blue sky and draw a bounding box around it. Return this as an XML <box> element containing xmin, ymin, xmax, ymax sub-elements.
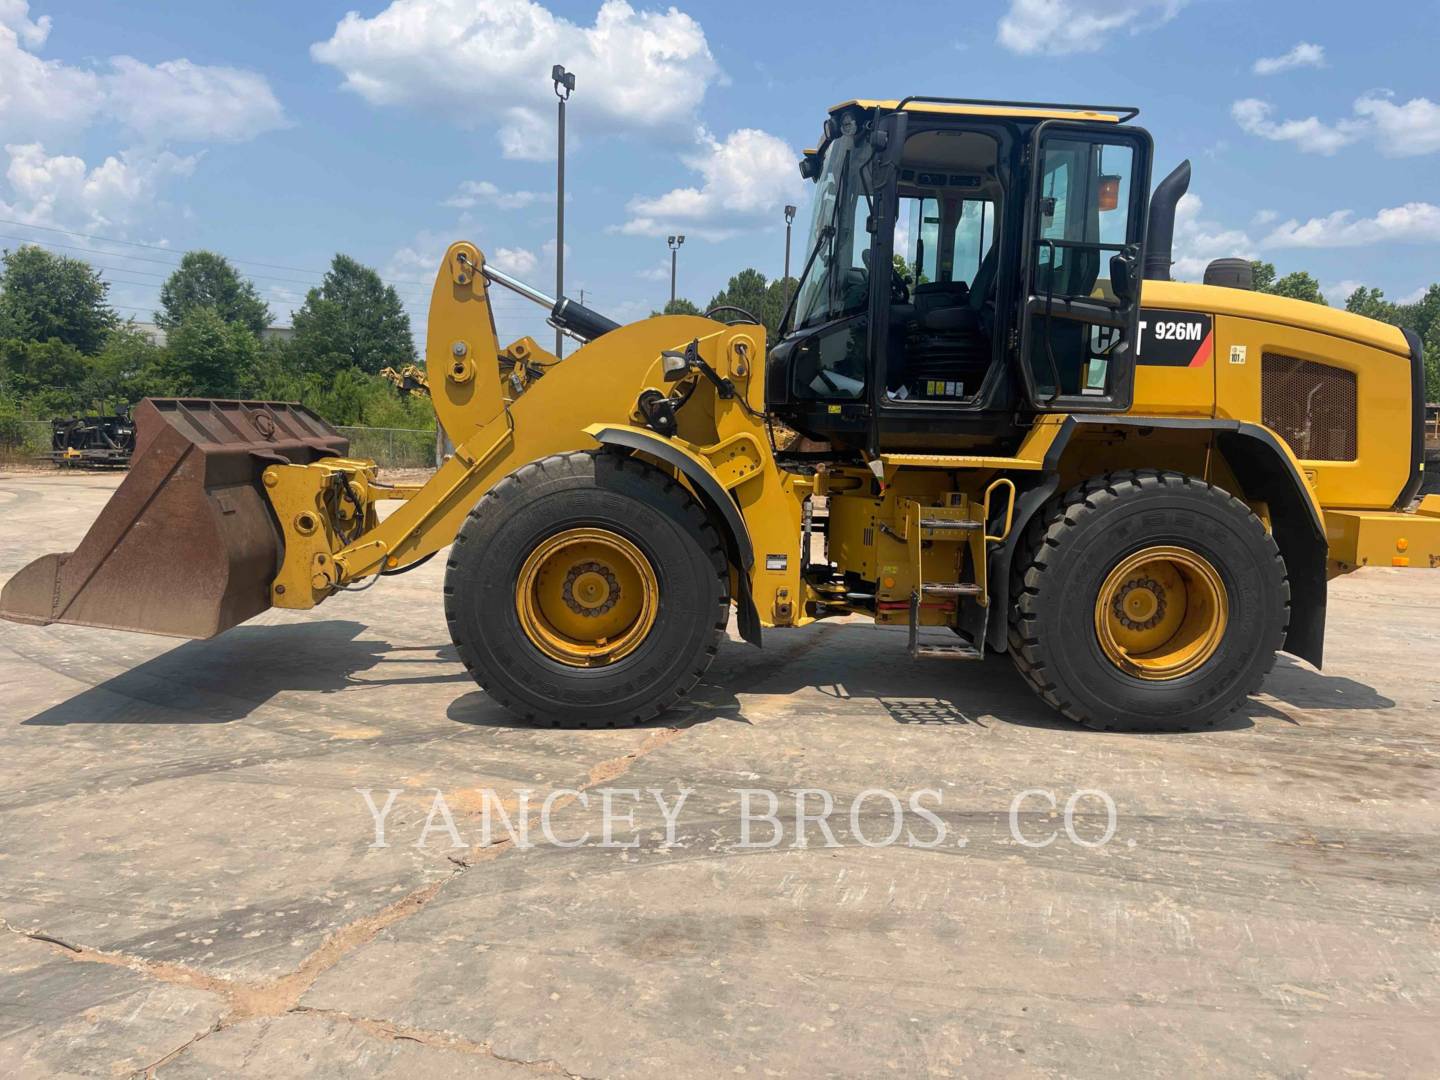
<box><xmin>2</xmin><ymin>0</ymin><xmax>1437</xmax><ymax>355</ymax></box>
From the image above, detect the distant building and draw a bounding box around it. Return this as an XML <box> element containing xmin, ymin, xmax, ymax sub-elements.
<box><xmin>132</xmin><ymin>322</ymin><xmax>167</xmax><ymax>347</ymax></box>
<box><xmin>130</xmin><ymin>321</ymin><xmax>293</xmax><ymax>347</ymax></box>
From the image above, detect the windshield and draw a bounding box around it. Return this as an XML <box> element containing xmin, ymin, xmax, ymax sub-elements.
<box><xmin>790</xmin><ymin>134</ymin><xmax>877</xmax><ymax>332</ymax></box>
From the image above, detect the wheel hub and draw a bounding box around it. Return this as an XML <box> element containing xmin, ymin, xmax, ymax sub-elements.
<box><xmin>515</xmin><ymin>528</ymin><xmax>658</xmax><ymax>667</ymax></box>
<box><xmin>1095</xmin><ymin>545</ymin><xmax>1228</xmax><ymax>681</ymax></box>
<box><xmin>564</xmin><ymin>562</ymin><xmax>620</xmax><ymax>616</ymax></box>
<box><xmin>1113</xmin><ymin>577</ymin><xmax>1166</xmax><ymax>630</ymax></box>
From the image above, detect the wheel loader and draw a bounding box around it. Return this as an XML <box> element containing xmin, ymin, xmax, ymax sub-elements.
<box><xmin>6</xmin><ymin>96</ymin><xmax>1439</xmax><ymax>731</ymax></box>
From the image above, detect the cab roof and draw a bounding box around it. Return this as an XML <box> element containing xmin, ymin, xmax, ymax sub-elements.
<box><xmin>831</xmin><ymin>97</ymin><xmax>1137</xmax><ymax>124</ymax></box>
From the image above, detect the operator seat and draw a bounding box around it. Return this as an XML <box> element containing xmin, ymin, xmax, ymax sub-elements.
<box><xmin>899</xmin><ymin>245</ymin><xmax>1000</xmax><ymax>397</ymax></box>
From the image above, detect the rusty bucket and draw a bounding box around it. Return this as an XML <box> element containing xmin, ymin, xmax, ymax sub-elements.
<box><xmin>1</xmin><ymin>399</ymin><xmax>347</xmax><ymax>639</ymax></box>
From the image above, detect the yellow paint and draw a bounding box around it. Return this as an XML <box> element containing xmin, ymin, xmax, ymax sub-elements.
<box><xmin>514</xmin><ymin>527</ymin><xmax>658</xmax><ymax>667</ymax></box>
<box><xmin>834</xmin><ymin>99</ymin><xmax>1127</xmax><ymax>123</ymax></box>
<box><xmin>1325</xmin><ymin>508</ymin><xmax>1440</xmax><ymax>575</ymax></box>
<box><xmin>1094</xmin><ymin>545</ymin><xmax>1229</xmax><ymax>679</ymax></box>
<box><xmin>250</xmin><ymin>237</ymin><xmax>1435</xmax><ymax>670</ymax></box>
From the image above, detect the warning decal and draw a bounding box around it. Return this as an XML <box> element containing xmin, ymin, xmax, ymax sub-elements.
<box><xmin>1137</xmin><ymin>309</ymin><xmax>1214</xmax><ymax>368</ymax></box>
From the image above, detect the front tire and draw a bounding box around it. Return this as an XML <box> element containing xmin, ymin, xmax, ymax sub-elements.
<box><xmin>1008</xmin><ymin>470</ymin><xmax>1289</xmax><ymax>732</ymax></box>
<box><xmin>444</xmin><ymin>451</ymin><xmax>729</xmax><ymax>727</ymax></box>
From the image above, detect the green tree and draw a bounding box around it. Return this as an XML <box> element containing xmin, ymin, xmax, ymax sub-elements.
<box><xmin>707</xmin><ymin>269</ymin><xmax>770</xmax><ymax>326</ymax></box>
<box><xmin>762</xmin><ymin>275</ymin><xmax>799</xmax><ymax>336</ymax></box>
<box><xmin>1344</xmin><ymin>285</ymin><xmax>1401</xmax><ymax>323</ymax></box>
<box><xmin>1423</xmin><ymin>325</ymin><xmax>1440</xmax><ymax>403</ymax></box>
<box><xmin>0</xmin><ymin>246</ymin><xmax>117</xmax><ymax>353</ymax></box>
<box><xmin>1269</xmin><ymin>271</ymin><xmax>1328</xmax><ymax>305</ymax></box>
<box><xmin>162</xmin><ymin>307</ymin><xmax>260</xmax><ymax>397</ymax></box>
<box><xmin>1249</xmin><ymin>261</ymin><xmax>1327</xmax><ymax>305</ymax></box>
<box><xmin>156</xmin><ymin>251</ymin><xmax>270</xmax><ymax>335</ymax></box>
<box><xmin>82</xmin><ymin>327</ymin><xmax>169</xmax><ymax>409</ymax></box>
<box><xmin>660</xmin><ymin>298</ymin><xmax>701</xmax><ymax>316</ymax></box>
<box><xmin>0</xmin><ymin>337</ymin><xmax>89</xmax><ymax>414</ymax></box>
<box><xmin>892</xmin><ymin>254</ymin><xmax>927</xmax><ymax>288</ymax></box>
<box><xmin>289</xmin><ymin>254</ymin><xmax>415</xmax><ymax>378</ymax></box>
<box><xmin>1400</xmin><ymin>284</ymin><xmax>1440</xmax><ymax>340</ymax></box>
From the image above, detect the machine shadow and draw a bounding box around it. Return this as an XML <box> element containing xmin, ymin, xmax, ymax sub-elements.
<box><xmin>451</xmin><ymin>622</ymin><xmax>1264</xmax><ymax>735</ymax></box>
<box><xmin>21</xmin><ymin>620</ymin><xmax>468</xmax><ymax>726</ymax></box>
<box><xmin>1259</xmin><ymin>654</ymin><xmax>1396</xmax><ymax>712</ymax></box>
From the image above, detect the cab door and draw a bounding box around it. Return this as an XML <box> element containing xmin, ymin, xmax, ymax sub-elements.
<box><xmin>1017</xmin><ymin>121</ymin><xmax>1152</xmax><ymax>412</ymax></box>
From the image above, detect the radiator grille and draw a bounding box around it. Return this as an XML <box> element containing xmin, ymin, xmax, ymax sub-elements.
<box><xmin>1261</xmin><ymin>354</ymin><xmax>1357</xmax><ymax>461</ymax></box>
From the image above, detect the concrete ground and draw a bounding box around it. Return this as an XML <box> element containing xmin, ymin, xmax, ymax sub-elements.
<box><xmin>0</xmin><ymin>470</ymin><xmax>1437</xmax><ymax>1079</ymax></box>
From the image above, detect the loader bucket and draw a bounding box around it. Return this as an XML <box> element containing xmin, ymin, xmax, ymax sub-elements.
<box><xmin>1</xmin><ymin>398</ymin><xmax>347</xmax><ymax>639</ymax></box>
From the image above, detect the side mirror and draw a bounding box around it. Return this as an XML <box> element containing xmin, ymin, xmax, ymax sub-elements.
<box><xmin>1110</xmin><ymin>251</ymin><xmax>1137</xmax><ymax>305</ymax></box>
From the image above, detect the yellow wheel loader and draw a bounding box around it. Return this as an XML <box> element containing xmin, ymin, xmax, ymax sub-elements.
<box><xmin>7</xmin><ymin>96</ymin><xmax>1440</xmax><ymax>731</ymax></box>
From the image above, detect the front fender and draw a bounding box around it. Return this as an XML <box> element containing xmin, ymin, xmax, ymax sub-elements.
<box><xmin>585</xmin><ymin>424</ymin><xmax>762</xmax><ymax>646</ymax></box>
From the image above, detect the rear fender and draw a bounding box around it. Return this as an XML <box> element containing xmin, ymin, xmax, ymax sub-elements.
<box><xmin>986</xmin><ymin>416</ymin><xmax>1328</xmax><ymax>667</ymax></box>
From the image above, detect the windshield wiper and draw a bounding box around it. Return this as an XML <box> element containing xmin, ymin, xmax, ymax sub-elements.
<box><xmin>777</xmin><ymin>224</ymin><xmax>835</xmax><ymax>338</ymax></box>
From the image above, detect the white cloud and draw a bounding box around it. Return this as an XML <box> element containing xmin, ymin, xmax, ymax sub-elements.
<box><xmin>0</xmin><ymin>4</ymin><xmax>285</xmax><ymax>234</ymax></box>
<box><xmin>0</xmin><ymin>142</ymin><xmax>197</xmax><ymax>231</ymax></box>
<box><xmin>0</xmin><ymin>13</ymin><xmax>101</xmax><ymax>141</ymax></box>
<box><xmin>0</xmin><ymin>0</ymin><xmax>49</xmax><ymax>47</ymax></box>
<box><xmin>493</xmin><ymin>246</ymin><xmax>538</xmax><ymax>275</ymax></box>
<box><xmin>619</xmin><ymin>127</ymin><xmax>804</xmax><ymax>241</ymax></box>
<box><xmin>1231</xmin><ymin>98</ymin><xmax>1359</xmax><ymax>155</ymax></box>
<box><xmin>443</xmin><ymin>180</ymin><xmax>545</xmax><ymax>211</ymax></box>
<box><xmin>312</xmin><ymin>0</ymin><xmax>722</xmax><ymax>160</ymax></box>
<box><xmin>997</xmin><ymin>0</ymin><xmax>1186</xmax><ymax>56</ymax></box>
<box><xmin>1264</xmin><ymin>202</ymin><xmax>1440</xmax><ymax>248</ymax></box>
<box><xmin>1352</xmin><ymin>92</ymin><xmax>1440</xmax><ymax>157</ymax></box>
<box><xmin>0</xmin><ymin>6</ymin><xmax>285</xmax><ymax>146</ymax></box>
<box><xmin>103</xmin><ymin>57</ymin><xmax>287</xmax><ymax>143</ymax></box>
<box><xmin>1321</xmin><ymin>279</ymin><xmax>1364</xmax><ymax>305</ymax></box>
<box><xmin>1234</xmin><ymin>93</ymin><xmax>1440</xmax><ymax>158</ymax></box>
<box><xmin>1253</xmin><ymin>42</ymin><xmax>1325</xmax><ymax>76</ymax></box>
<box><xmin>1169</xmin><ymin>193</ymin><xmax>1256</xmax><ymax>280</ymax></box>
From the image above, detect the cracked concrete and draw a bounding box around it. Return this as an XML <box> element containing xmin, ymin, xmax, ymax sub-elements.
<box><xmin>2</xmin><ymin>470</ymin><xmax>1439</xmax><ymax>1077</ymax></box>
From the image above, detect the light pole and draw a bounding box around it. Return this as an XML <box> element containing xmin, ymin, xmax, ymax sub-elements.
<box><xmin>552</xmin><ymin>63</ymin><xmax>574</xmax><ymax>358</ymax></box>
<box><xmin>667</xmin><ymin>234</ymin><xmax>684</xmax><ymax>307</ymax></box>
<box><xmin>783</xmin><ymin>204</ymin><xmax>797</xmax><ymax>302</ymax></box>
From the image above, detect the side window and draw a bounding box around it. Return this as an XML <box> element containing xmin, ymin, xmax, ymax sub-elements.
<box><xmin>791</xmin><ymin>317</ymin><xmax>869</xmax><ymax>400</ymax></box>
<box><xmin>895</xmin><ymin>196</ymin><xmax>996</xmax><ymax>288</ymax></box>
<box><xmin>952</xmin><ymin>200</ymin><xmax>995</xmax><ymax>285</ymax></box>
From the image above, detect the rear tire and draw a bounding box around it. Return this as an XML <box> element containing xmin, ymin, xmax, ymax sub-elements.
<box><xmin>1008</xmin><ymin>470</ymin><xmax>1289</xmax><ymax>732</ymax></box>
<box><xmin>444</xmin><ymin>451</ymin><xmax>729</xmax><ymax>727</ymax></box>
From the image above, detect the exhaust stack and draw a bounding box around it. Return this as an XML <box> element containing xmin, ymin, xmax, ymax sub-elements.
<box><xmin>1144</xmin><ymin>160</ymin><xmax>1191</xmax><ymax>282</ymax></box>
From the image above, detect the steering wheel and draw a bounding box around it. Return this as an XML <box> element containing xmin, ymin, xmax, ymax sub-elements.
<box><xmin>890</xmin><ymin>265</ymin><xmax>910</xmax><ymax>304</ymax></box>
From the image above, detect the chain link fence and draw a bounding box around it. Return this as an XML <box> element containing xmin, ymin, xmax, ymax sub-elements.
<box><xmin>335</xmin><ymin>426</ymin><xmax>440</xmax><ymax>470</ymax></box>
<box><xmin>2</xmin><ymin>419</ymin><xmax>438</xmax><ymax>470</ymax></box>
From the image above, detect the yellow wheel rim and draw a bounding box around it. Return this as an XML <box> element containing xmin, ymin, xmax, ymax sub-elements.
<box><xmin>515</xmin><ymin>528</ymin><xmax>659</xmax><ymax>667</ymax></box>
<box><xmin>1094</xmin><ymin>545</ymin><xmax>1228</xmax><ymax>681</ymax></box>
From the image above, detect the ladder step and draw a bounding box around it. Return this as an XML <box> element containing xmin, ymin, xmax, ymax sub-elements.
<box><xmin>921</xmin><ymin>582</ymin><xmax>982</xmax><ymax>596</ymax></box>
<box><xmin>918</xmin><ymin>518</ymin><xmax>981</xmax><ymax>530</ymax></box>
<box><xmin>913</xmin><ymin>643</ymin><xmax>983</xmax><ymax>660</ymax></box>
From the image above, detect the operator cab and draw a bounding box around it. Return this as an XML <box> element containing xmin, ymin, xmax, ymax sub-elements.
<box><xmin>767</xmin><ymin>97</ymin><xmax>1153</xmax><ymax>452</ymax></box>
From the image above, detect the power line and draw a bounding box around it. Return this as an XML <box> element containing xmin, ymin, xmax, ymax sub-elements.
<box><xmin>0</xmin><ymin>216</ymin><xmax>434</xmax><ymax>287</ymax></box>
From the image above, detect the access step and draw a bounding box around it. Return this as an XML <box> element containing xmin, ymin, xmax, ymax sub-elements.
<box><xmin>919</xmin><ymin>517</ymin><xmax>981</xmax><ymax>530</ymax></box>
<box><xmin>912</xmin><ymin>642</ymin><xmax>983</xmax><ymax>660</ymax></box>
<box><xmin>920</xmin><ymin>582</ymin><xmax>982</xmax><ymax>597</ymax></box>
